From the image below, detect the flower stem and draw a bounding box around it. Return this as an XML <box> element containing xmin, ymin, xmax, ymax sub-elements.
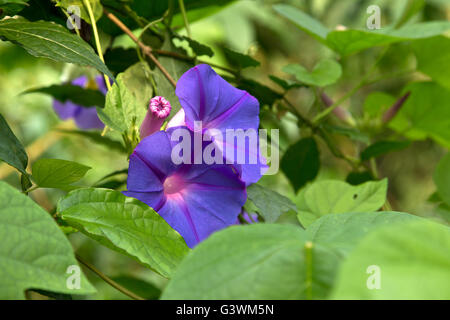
<box><xmin>83</xmin><ymin>0</ymin><xmax>112</xmax><ymax>91</ymax></box>
<box><xmin>103</xmin><ymin>9</ymin><xmax>177</xmax><ymax>88</ymax></box>
<box><xmin>178</xmin><ymin>0</ymin><xmax>191</xmax><ymax>38</ymax></box>
<box><xmin>76</xmin><ymin>254</ymin><xmax>145</xmax><ymax>300</ymax></box>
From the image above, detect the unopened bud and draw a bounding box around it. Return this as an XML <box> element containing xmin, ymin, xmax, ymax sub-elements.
<box><xmin>382</xmin><ymin>92</ymin><xmax>411</xmax><ymax>124</ymax></box>
<box><xmin>140</xmin><ymin>96</ymin><xmax>171</xmax><ymax>139</ymax></box>
<box><xmin>321</xmin><ymin>93</ymin><xmax>356</xmax><ymax>127</ymax></box>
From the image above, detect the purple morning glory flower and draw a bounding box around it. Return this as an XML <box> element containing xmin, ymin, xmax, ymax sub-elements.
<box><xmin>124</xmin><ymin>128</ymin><xmax>247</xmax><ymax>248</ymax></box>
<box><xmin>53</xmin><ymin>75</ymin><xmax>106</xmax><ymax>130</ymax></box>
<box><xmin>170</xmin><ymin>64</ymin><xmax>267</xmax><ymax>185</ymax></box>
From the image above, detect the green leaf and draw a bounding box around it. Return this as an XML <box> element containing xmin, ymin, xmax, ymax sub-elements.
<box><xmin>246</xmin><ymin>184</ymin><xmax>297</xmax><ymax>223</ymax></box>
<box><xmin>360</xmin><ymin>140</ymin><xmax>410</xmax><ymax>161</ymax></box>
<box><xmin>0</xmin><ymin>0</ymin><xmax>29</xmax><ymax>17</ymax></box>
<box><xmin>223</xmin><ymin>47</ymin><xmax>260</xmax><ymax>69</ymax></box>
<box><xmin>346</xmin><ymin>171</ymin><xmax>374</xmax><ymax>186</ymax></box>
<box><xmin>269</xmin><ymin>75</ymin><xmax>302</xmax><ymax>90</ymax></box>
<box><xmin>0</xmin><ymin>17</ymin><xmax>114</xmax><ymax>80</ymax></box>
<box><xmin>394</xmin><ymin>0</ymin><xmax>425</xmax><ymax>28</ymax></box>
<box><xmin>23</xmin><ymin>84</ymin><xmax>105</xmax><ymax>108</ymax></box>
<box><xmin>56</xmin><ymin>0</ymin><xmax>103</xmax><ymax>23</ymax></box>
<box><xmin>57</xmin><ymin>188</ymin><xmax>190</xmax><ymax>278</ymax></box>
<box><xmin>0</xmin><ymin>181</ymin><xmax>95</xmax><ymax>299</ymax></box>
<box><xmin>331</xmin><ymin>220</ymin><xmax>450</xmax><ymax>299</ymax></box>
<box><xmin>389</xmin><ymin>82</ymin><xmax>450</xmax><ymax>148</ymax></box>
<box><xmin>0</xmin><ymin>113</ymin><xmax>28</xmax><ymax>174</ymax></box>
<box><xmin>283</xmin><ymin>59</ymin><xmax>342</xmax><ymax>87</ymax></box>
<box><xmin>162</xmin><ymin>224</ymin><xmax>340</xmax><ymax>300</ymax></box>
<box><xmin>306</xmin><ymin>211</ymin><xmax>418</xmax><ymax>256</ymax></box>
<box><xmin>32</xmin><ymin>158</ymin><xmax>91</xmax><ymax>190</ymax></box>
<box><xmin>281</xmin><ymin>137</ymin><xmax>320</xmax><ymax>193</ymax></box>
<box><xmin>363</xmin><ymin>92</ymin><xmax>396</xmax><ymax>119</ymax></box>
<box><xmin>97</xmin><ymin>73</ymin><xmax>145</xmax><ymax>133</ymax></box>
<box><xmin>296</xmin><ymin>179</ymin><xmax>388</xmax><ymax>227</ymax></box>
<box><xmin>273</xmin><ymin>4</ymin><xmax>329</xmax><ymax>44</ymax></box>
<box><xmin>434</xmin><ymin>153</ymin><xmax>450</xmax><ymax>206</ymax></box>
<box><xmin>413</xmin><ymin>36</ymin><xmax>450</xmax><ymax>90</ymax></box>
<box><xmin>104</xmin><ymin>47</ymin><xmax>139</xmax><ymax>74</ymax></box>
<box><xmin>326</xmin><ymin>21</ymin><xmax>450</xmax><ymax>56</ymax></box>
<box><xmin>179</xmin><ymin>35</ymin><xmax>214</xmax><ymax>57</ymax></box>
<box><xmin>162</xmin><ymin>211</ymin><xmax>417</xmax><ymax>300</ymax></box>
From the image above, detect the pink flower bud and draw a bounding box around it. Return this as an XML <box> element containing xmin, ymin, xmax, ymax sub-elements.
<box><xmin>321</xmin><ymin>93</ymin><xmax>356</xmax><ymax>127</ymax></box>
<box><xmin>140</xmin><ymin>96</ymin><xmax>171</xmax><ymax>139</ymax></box>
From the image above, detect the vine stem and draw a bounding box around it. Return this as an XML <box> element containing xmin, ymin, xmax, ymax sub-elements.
<box><xmin>178</xmin><ymin>0</ymin><xmax>191</xmax><ymax>38</ymax></box>
<box><xmin>83</xmin><ymin>0</ymin><xmax>112</xmax><ymax>92</ymax></box>
<box><xmin>76</xmin><ymin>254</ymin><xmax>146</xmax><ymax>300</ymax></box>
<box><xmin>103</xmin><ymin>9</ymin><xmax>177</xmax><ymax>88</ymax></box>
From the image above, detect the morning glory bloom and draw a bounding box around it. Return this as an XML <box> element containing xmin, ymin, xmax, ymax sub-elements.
<box><xmin>53</xmin><ymin>75</ymin><xmax>106</xmax><ymax>130</ymax></box>
<box><xmin>171</xmin><ymin>64</ymin><xmax>267</xmax><ymax>185</ymax></box>
<box><xmin>124</xmin><ymin>128</ymin><xmax>247</xmax><ymax>248</ymax></box>
<box><xmin>140</xmin><ymin>96</ymin><xmax>172</xmax><ymax>139</ymax></box>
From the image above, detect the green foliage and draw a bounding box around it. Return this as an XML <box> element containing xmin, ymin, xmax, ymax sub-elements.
<box><xmin>0</xmin><ymin>113</ymin><xmax>28</xmax><ymax>174</ymax></box>
<box><xmin>360</xmin><ymin>140</ymin><xmax>410</xmax><ymax>161</ymax></box>
<box><xmin>56</xmin><ymin>0</ymin><xmax>103</xmax><ymax>24</ymax></box>
<box><xmin>163</xmin><ymin>212</ymin><xmax>418</xmax><ymax>300</ymax></box>
<box><xmin>281</xmin><ymin>137</ymin><xmax>320</xmax><ymax>193</ymax></box>
<box><xmin>0</xmin><ymin>181</ymin><xmax>95</xmax><ymax>299</ymax></box>
<box><xmin>246</xmin><ymin>183</ymin><xmax>297</xmax><ymax>223</ymax></box>
<box><xmin>24</xmin><ymin>84</ymin><xmax>105</xmax><ymax>107</ymax></box>
<box><xmin>0</xmin><ymin>17</ymin><xmax>114</xmax><ymax>79</ymax></box>
<box><xmin>283</xmin><ymin>59</ymin><xmax>342</xmax><ymax>87</ymax></box>
<box><xmin>179</xmin><ymin>35</ymin><xmax>214</xmax><ymax>57</ymax></box>
<box><xmin>274</xmin><ymin>4</ymin><xmax>450</xmax><ymax>56</ymax></box>
<box><xmin>32</xmin><ymin>158</ymin><xmax>91</xmax><ymax>190</ymax></box>
<box><xmin>296</xmin><ymin>179</ymin><xmax>388</xmax><ymax>227</ymax></box>
<box><xmin>57</xmin><ymin>188</ymin><xmax>190</xmax><ymax>278</ymax></box>
<box><xmin>390</xmin><ymin>82</ymin><xmax>450</xmax><ymax>148</ymax></box>
<box><xmin>413</xmin><ymin>36</ymin><xmax>450</xmax><ymax>89</ymax></box>
<box><xmin>434</xmin><ymin>153</ymin><xmax>450</xmax><ymax>206</ymax></box>
<box><xmin>332</xmin><ymin>220</ymin><xmax>450</xmax><ymax>299</ymax></box>
<box><xmin>223</xmin><ymin>47</ymin><xmax>260</xmax><ymax>69</ymax></box>
<box><xmin>97</xmin><ymin>72</ymin><xmax>145</xmax><ymax>133</ymax></box>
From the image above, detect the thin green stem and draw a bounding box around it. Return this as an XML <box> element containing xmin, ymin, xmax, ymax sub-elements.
<box><xmin>24</xmin><ymin>185</ymin><xmax>39</xmax><ymax>194</ymax></box>
<box><xmin>83</xmin><ymin>0</ymin><xmax>112</xmax><ymax>92</ymax></box>
<box><xmin>178</xmin><ymin>0</ymin><xmax>191</xmax><ymax>38</ymax></box>
<box><xmin>76</xmin><ymin>254</ymin><xmax>145</xmax><ymax>300</ymax></box>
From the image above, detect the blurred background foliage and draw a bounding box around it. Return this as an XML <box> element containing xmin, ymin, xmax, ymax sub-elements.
<box><xmin>0</xmin><ymin>0</ymin><xmax>449</xmax><ymax>299</ymax></box>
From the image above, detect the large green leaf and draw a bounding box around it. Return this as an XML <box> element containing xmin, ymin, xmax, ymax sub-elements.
<box><xmin>0</xmin><ymin>17</ymin><xmax>113</xmax><ymax>79</ymax></box>
<box><xmin>390</xmin><ymin>82</ymin><xmax>450</xmax><ymax>148</ymax></box>
<box><xmin>0</xmin><ymin>0</ymin><xmax>30</xmax><ymax>17</ymax></box>
<box><xmin>327</xmin><ymin>21</ymin><xmax>450</xmax><ymax>56</ymax></box>
<box><xmin>246</xmin><ymin>184</ymin><xmax>297</xmax><ymax>223</ymax></box>
<box><xmin>0</xmin><ymin>181</ymin><xmax>95</xmax><ymax>299</ymax></box>
<box><xmin>32</xmin><ymin>158</ymin><xmax>91</xmax><ymax>190</ymax></box>
<box><xmin>162</xmin><ymin>211</ymin><xmax>417</xmax><ymax>300</ymax></box>
<box><xmin>57</xmin><ymin>188</ymin><xmax>190</xmax><ymax>278</ymax></box>
<box><xmin>281</xmin><ymin>137</ymin><xmax>320</xmax><ymax>193</ymax></box>
<box><xmin>97</xmin><ymin>73</ymin><xmax>146</xmax><ymax>133</ymax></box>
<box><xmin>413</xmin><ymin>36</ymin><xmax>450</xmax><ymax>90</ymax></box>
<box><xmin>296</xmin><ymin>179</ymin><xmax>388</xmax><ymax>227</ymax></box>
<box><xmin>162</xmin><ymin>224</ymin><xmax>340</xmax><ymax>300</ymax></box>
<box><xmin>331</xmin><ymin>220</ymin><xmax>450</xmax><ymax>299</ymax></box>
<box><xmin>273</xmin><ymin>4</ymin><xmax>329</xmax><ymax>44</ymax></box>
<box><xmin>283</xmin><ymin>59</ymin><xmax>342</xmax><ymax>87</ymax></box>
<box><xmin>0</xmin><ymin>113</ymin><xmax>28</xmax><ymax>174</ymax></box>
<box><xmin>306</xmin><ymin>211</ymin><xmax>418</xmax><ymax>256</ymax></box>
<box><xmin>434</xmin><ymin>153</ymin><xmax>450</xmax><ymax>206</ymax></box>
